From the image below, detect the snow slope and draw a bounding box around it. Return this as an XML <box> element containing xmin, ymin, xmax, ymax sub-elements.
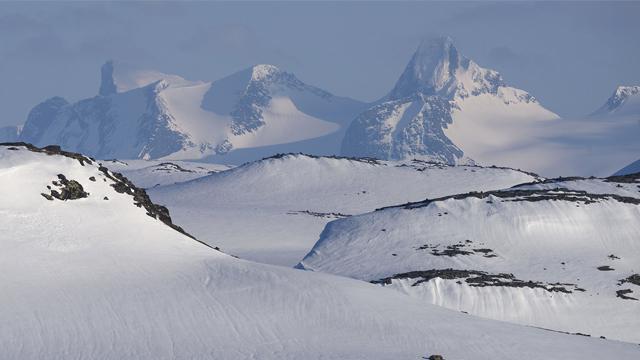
<box><xmin>4</xmin><ymin>143</ymin><xmax>638</xmax><ymax>359</ymax></box>
<box><xmin>20</xmin><ymin>62</ymin><xmax>366</xmax><ymax>162</ymax></box>
<box><xmin>299</xmin><ymin>176</ymin><xmax>640</xmax><ymax>343</ymax></box>
<box><xmin>149</xmin><ymin>154</ymin><xmax>538</xmax><ymax>265</ymax></box>
<box><xmin>342</xmin><ymin>36</ymin><xmax>559</xmax><ymax>165</ymax></box>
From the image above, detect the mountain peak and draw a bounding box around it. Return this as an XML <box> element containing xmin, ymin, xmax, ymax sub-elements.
<box><xmin>98</xmin><ymin>60</ymin><xmax>199</xmax><ymax>96</ymax></box>
<box><xmin>99</xmin><ymin>60</ymin><xmax>117</xmax><ymax>96</ymax></box>
<box><xmin>250</xmin><ymin>64</ymin><xmax>281</xmax><ymax>81</ymax></box>
<box><xmin>594</xmin><ymin>85</ymin><xmax>640</xmax><ymax>115</ymax></box>
<box><xmin>387</xmin><ymin>36</ymin><xmax>504</xmax><ymax>101</ymax></box>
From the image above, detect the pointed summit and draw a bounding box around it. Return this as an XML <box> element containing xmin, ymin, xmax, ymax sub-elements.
<box><xmin>386</xmin><ymin>36</ymin><xmax>504</xmax><ymax>101</ymax></box>
<box><xmin>593</xmin><ymin>85</ymin><xmax>640</xmax><ymax>116</ymax></box>
<box><xmin>99</xmin><ymin>60</ymin><xmax>117</xmax><ymax>96</ymax></box>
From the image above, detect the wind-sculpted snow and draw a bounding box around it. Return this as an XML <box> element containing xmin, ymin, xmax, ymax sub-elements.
<box><xmin>299</xmin><ymin>183</ymin><xmax>640</xmax><ymax>343</ymax></box>
<box><xmin>4</xmin><ymin>144</ymin><xmax>639</xmax><ymax>359</ymax></box>
<box><xmin>150</xmin><ymin>153</ymin><xmax>538</xmax><ymax>265</ymax></box>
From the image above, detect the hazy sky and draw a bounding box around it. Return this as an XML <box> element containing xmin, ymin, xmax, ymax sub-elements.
<box><xmin>0</xmin><ymin>1</ymin><xmax>639</xmax><ymax>127</ymax></box>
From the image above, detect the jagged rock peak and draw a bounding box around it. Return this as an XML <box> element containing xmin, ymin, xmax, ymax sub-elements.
<box><xmin>387</xmin><ymin>36</ymin><xmax>505</xmax><ymax>101</ymax></box>
<box><xmin>605</xmin><ymin>86</ymin><xmax>640</xmax><ymax>111</ymax></box>
<box><xmin>250</xmin><ymin>64</ymin><xmax>281</xmax><ymax>81</ymax></box>
<box><xmin>99</xmin><ymin>60</ymin><xmax>117</xmax><ymax>96</ymax></box>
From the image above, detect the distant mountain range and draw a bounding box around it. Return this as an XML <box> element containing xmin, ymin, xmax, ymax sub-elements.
<box><xmin>2</xmin><ymin>37</ymin><xmax>638</xmax><ymax>176</ymax></box>
<box><xmin>13</xmin><ymin>61</ymin><xmax>366</xmax><ymax>161</ymax></box>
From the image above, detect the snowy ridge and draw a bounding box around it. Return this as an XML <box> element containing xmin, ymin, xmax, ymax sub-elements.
<box><xmin>19</xmin><ymin>62</ymin><xmax>366</xmax><ymax>162</ymax></box>
<box><xmin>298</xmin><ymin>175</ymin><xmax>640</xmax><ymax>343</ymax></box>
<box><xmin>4</xmin><ymin>144</ymin><xmax>638</xmax><ymax>359</ymax></box>
<box><xmin>101</xmin><ymin>159</ymin><xmax>232</xmax><ymax>189</ymax></box>
<box><xmin>342</xmin><ymin>36</ymin><xmax>559</xmax><ymax>164</ymax></box>
<box><xmin>149</xmin><ymin>153</ymin><xmax>538</xmax><ymax>265</ymax></box>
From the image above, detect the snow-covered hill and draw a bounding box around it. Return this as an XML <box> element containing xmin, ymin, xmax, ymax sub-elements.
<box><xmin>5</xmin><ymin>143</ymin><xmax>638</xmax><ymax>359</ymax></box>
<box><xmin>299</xmin><ymin>175</ymin><xmax>640</xmax><ymax>343</ymax></box>
<box><xmin>19</xmin><ymin>61</ymin><xmax>366</xmax><ymax>162</ymax></box>
<box><xmin>102</xmin><ymin>159</ymin><xmax>232</xmax><ymax>189</ymax></box>
<box><xmin>341</xmin><ymin>36</ymin><xmax>559</xmax><ymax>164</ymax></box>
<box><xmin>149</xmin><ymin>153</ymin><xmax>538</xmax><ymax>265</ymax></box>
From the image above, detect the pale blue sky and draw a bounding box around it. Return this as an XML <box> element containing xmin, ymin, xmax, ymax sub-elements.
<box><xmin>0</xmin><ymin>1</ymin><xmax>639</xmax><ymax>127</ymax></box>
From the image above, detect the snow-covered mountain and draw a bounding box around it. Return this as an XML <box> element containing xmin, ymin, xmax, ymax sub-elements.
<box><xmin>149</xmin><ymin>153</ymin><xmax>538</xmax><ymax>265</ymax></box>
<box><xmin>5</xmin><ymin>143</ymin><xmax>638</xmax><ymax>359</ymax></box>
<box><xmin>299</xmin><ymin>174</ymin><xmax>640</xmax><ymax>343</ymax></box>
<box><xmin>592</xmin><ymin>86</ymin><xmax>640</xmax><ymax>117</ymax></box>
<box><xmin>341</xmin><ymin>36</ymin><xmax>559</xmax><ymax>164</ymax></box>
<box><xmin>19</xmin><ymin>61</ymin><xmax>366</xmax><ymax>162</ymax></box>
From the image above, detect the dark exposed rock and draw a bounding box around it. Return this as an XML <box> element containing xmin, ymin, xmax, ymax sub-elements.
<box><xmin>43</xmin><ymin>174</ymin><xmax>89</xmax><ymax>201</ymax></box>
<box><xmin>597</xmin><ymin>266</ymin><xmax>615</xmax><ymax>271</ymax></box>
<box><xmin>417</xmin><ymin>241</ymin><xmax>497</xmax><ymax>258</ymax></box>
<box><xmin>154</xmin><ymin>162</ymin><xmax>194</xmax><ymax>173</ymax></box>
<box><xmin>1</xmin><ymin>142</ymin><xmax>94</xmax><ymax>166</ymax></box>
<box><xmin>262</xmin><ymin>152</ymin><xmax>382</xmax><ymax>165</ymax></box>
<box><xmin>95</xmin><ymin>165</ymin><xmax>215</xmax><ymax>249</ymax></box>
<box><xmin>89</xmin><ymin>176</ymin><xmax>96</xmax><ymax>182</ymax></box>
<box><xmin>608</xmin><ymin>254</ymin><xmax>620</xmax><ymax>260</ymax></box>
<box><xmin>41</xmin><ymin>193</ymin><xmax>53</xmax><ymax>201</ymax></box>
<box><xmin>372</xmin><ymin>268</ymin><xmax>580</xmax><ymax>293</ymax></box>
<box><xmin>605</xmin><ymin>172</ymin><xmax>640</xmax><ymax>184</ymax></box>
<box><xmin>377</xmin><ymin>187</ymin><xmax>640</xmax><ymax>212</ymax></box>
<box><xmin>618</xmin><ymin>274</ymin><xmax>640</xmax><ymax>286</ymax></box>
<box><xmin>286</xmin><ymin>210</ymin><xmax>350</xmax><ymax>219</ymax></box>
<box><xmin>426</xmin><ymin>355</ymin><xmax>445</xmax><ymax>360</ymax></box>
<box><xmin>616</xmin><ymin>289</ymin><xmax>638</xmax><ymax>301</ymax></box>
<box><xmin>103</xmin><ymin>196</ymin><xmax>109</xmax><ymax>200</ymax></box>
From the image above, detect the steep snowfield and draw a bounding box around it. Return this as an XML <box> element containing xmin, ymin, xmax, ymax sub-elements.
<box><xmin>4</xmin><ymin>144</ymin><xmax>638</xmax><ymax>359</ymax></box>
<box><xmin>102</xmin><ymin>159</ymin><xmax>232</xmax><ymax>188</ymax></box>
<box><xmin>445</xmin><ymin>91</ymin><xmax>559</xmax><ymax>165</ymax></box>
<box><xmin>299</xmin><ymin>178</ymin><xmax>640</xmax><ymax>343</ymax></box>
<box><xmin>150</xmin><ymin>154</ymin><xmax>538</xmax><ymax>265</ymax></box>
<box><xmin>20</xmin><ymin>62</ymin><xmax>366</xmax><ymax>162</ymax></box>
